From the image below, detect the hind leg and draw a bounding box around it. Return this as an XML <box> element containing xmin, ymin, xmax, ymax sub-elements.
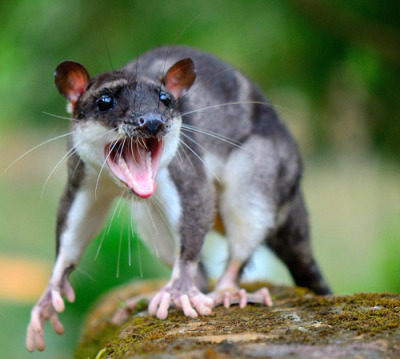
<box><xmin>208</xmin><ymin>139</ymin><xmax>278</xmax><ymax>307</ymax></box>
<box><xmin>208</xmin><ymin>195</ymin><xmax>274</xmax><ymax>307</ymax></box>
<box><xmin>268</xmin><ymin>192</ymin><xmax>331</xmax><ymax>295</ymax></box>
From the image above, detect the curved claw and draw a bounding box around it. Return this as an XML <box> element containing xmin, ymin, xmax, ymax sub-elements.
<box><xmin>26</xmin><ymin>322</ymin><xmax>41</xmax><ymax>352</ymax></box>
<box><xmin>223</xmin><ymin>292</ymin><xmax>231</xmax><ymax>308</ymax></box>
<box><xmin>149</xmin><ymin>284</ymin><xmax>214</xmax><ymax>320</ymax></box>
<box><xmin>51</xmin><ymin>289</ymin><xmax>65</xmax><ymax>312</ymax></box>
<box><xmin>64</xmin><ymin>280</ymin><xmax>75</xmax><ymax>303</ymax></box>
<box><xmin>148</xmin><ymin>292</ymin><xmax>163</xmax><ymax>317</ymax></box>
<box><xmin>222</xmin><ymin>290</ymin><xmax>247</xmax><ymax>308</ymax></box>
<box><xmin>30</xmin><ymin>306</ymin><xmax>43</xmax><ymax>332</ymax></box>
<box><xmin>191</xmin><ymin>295</ymin><xmax>213</xmax><ymax>316</ymax></box>
<box><xmin>179</xmin><ymin>295</ymin><xmax>198</xmax><ymax>318</ymax></box>
<box><xmin>239</xmin><ymin>289</ymin><xmax>247</xmax><ymax>308</ymax></box>
<box><xmin>35</xmin><ymin>333</ymin><xmax>45</xmax><ymax>352</ymax></box>
<box><xmin>261</xmin><ymin>288</ymin><xmax>273</xmax><ymax>306</ymax></box>
<box><xmin>209</xmin><ymin>286</ymin><xmax>273</xmax><ymax>309</ymax></box>
<box><xmin>156</xmin><ymin>292</ymin><xmax>171</xmax><ymax>320</ymax></box>
<box><xmin>26</xmin><ymin>309</ymin><xmax>46</xmax><ymax>352</ymax></box>
<box><xmin>50</xmin><ymin>311</ymin><xmax>64</xmax><ymax>334</ymax></box>
<box><xmin>25</xmin><ymin>278</ymin><xmax>75</xmax><ymax>352</ymax></box>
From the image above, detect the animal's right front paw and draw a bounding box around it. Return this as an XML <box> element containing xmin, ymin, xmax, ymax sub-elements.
<box><xmin>148</xmin><ymin>281</ymin><xmax>214</xmax><ymax>320</ymax></box>
<box><xmin>26</xmin><ymin>280</ymin><xmax>75</xmax><ymax>352</ymax></box>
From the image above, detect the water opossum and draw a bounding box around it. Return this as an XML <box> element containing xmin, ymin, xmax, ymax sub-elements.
<box><xmin>26</xmin><ymin>46</ymin><xmax>330</xmax><ymax>352</ymax></box>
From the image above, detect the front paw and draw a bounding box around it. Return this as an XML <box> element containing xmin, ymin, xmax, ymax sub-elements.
<box><xmin>26</xmin><ymin>279</ymin><xmax>75</xmax><ymax>352</ymax></box>
<box><xmin>148</xmin><ymin>282</ymin><xmax>214</xmax><ymax>320</ymax></box>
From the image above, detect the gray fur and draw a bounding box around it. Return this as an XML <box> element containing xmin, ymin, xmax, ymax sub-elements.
<box><xmin>125</xmin><ymin>46</ymin><xmax>329</xmax><ymax>293</ymax></box>
<box><xmin>63</xmin><ymin>45</ymin><xmax>330</xmax><ymax>293</ymax></box>
<box><xmin>27</xmin><ymin>44</ymin><xmax>331</xmax><ymax>354</ymax></box>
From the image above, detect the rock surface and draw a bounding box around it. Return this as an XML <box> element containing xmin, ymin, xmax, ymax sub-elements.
<box><xmin>75</xmin><ymin>280</ymin><xmax>400</xmax><ymax>358</ymax></box>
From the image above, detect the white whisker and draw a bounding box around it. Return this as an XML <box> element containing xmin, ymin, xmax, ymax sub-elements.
<box><xmin>177</xmin><ymin>139</ymin><xmax>198</xmax><ymax>175</ymax></box>
<box><xmin>130</xmin><ymin>139</ymin><xmax>138</xmax><ymax>165</ymax></box>
<box><xmin>181</xmin><ymin>124</ymin><xmax>244</xmax><ymax>149</ymax></box>
<box><xmin>41</xmin><ymin>127</ymin><xmax>117</xmax><ymax>199</ymax></box>
<box><xmin>3</xmin><ymin>131</ymin><xmax>76</xmax><ymax>175</ymax></box>
<box><xmin>179</xmin><ymin>139</ymin><xmax>221</xmax><ymax>183</ymax></box>
<box><xmin>143</xmin><ymin>200</ymin><xmax>160</xmax><ymax>258</ymax></box>
<box><xmin>115</xmin><ymin>196</ymin><xmax>129</xmax><ymax>279</ymax></box>
<box><xmin>180</xmin><ymin>131</ymin><xmax>213</xmax><ymax>159</ymax></box>
<box><xmin>117</xmin><ymin>195</ymin><xmax>128</xmax><ymax>218</ymax></box>
<box><xmin>179</xmin><ymin>100</ymin><xmax>270</xmax><ymax>118</ymax></box>
<box><xmin>175</xmin><ymin>144</ymin><xmax>185</xmax><ymax>164</ymax></box>
<box><xmin>116</xmin><ymin>214</ymin><xmax>124</xmax><ymax>278</ymax></box>
<box><xmin>94</xmin><ymin>226</ymin><xmax>108</xmax><ymax>261</ymax></box>
<box><xmin>75</xmin><ymin>266</ymin><xmax>98</xmax><ymax>283</ymax></box>
<box><xmin>118</xmin><ymin>138</ymin><xmax>126</xmax><ymax>163</ymax></box>
<box><xmin>95</xmin><ymin>195</ymin><xmax>123</xmax><ymax>261</ymax></box>
<box><xmin>128</xmin><ymin>200</ymin><xmax>133</xmax><ymax>267</ymax></box>
<box><xmin>70</xmin><ymin>156</ymin><xmax>83</xmax><ymax>180</ymax></box>
<box><xmin>152</xmin><ymin>194</ymin><xmax>176</xmax><ymax>240</ymax></box>
<box><xmin>40</xmin><ymin>142</ymin><xmax>81</xmax><ymax>200</ymax></box>
<box><xmin>95</xmin><ymin>192</ymin><xmax>126</xmax><ymax>261</ymax></box>
<box><xmin>107</xmin><ymin>194</ymin><xmax>126</xmax><ymax>236</ymax></box>
<box><xmin>131</xmin><ymin>200</ymin><xmax>143</xmax><ymax>278</ymax></box>
<box><xmin>42</xmin><ymin>111</ymin><xmax>78</xmax><ymax>122</ymax></box>
<box><xmin>95</xmin><ymin>133</ymin><xmax>121</xmax><ymax>199</ymax></box>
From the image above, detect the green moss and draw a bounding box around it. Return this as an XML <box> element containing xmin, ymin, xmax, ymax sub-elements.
<box><xmin>104</xmin><ymin>317</ymin><xmax>170</xmax><ymax>357</ymax></box>
<box><xmin>75</xmin><ymin>282</ymin><xmax>400</xmax><ymax>358</ymax></box>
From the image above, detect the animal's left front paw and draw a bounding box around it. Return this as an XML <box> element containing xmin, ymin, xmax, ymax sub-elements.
<box><xmin>208</xmin><ymin>286</ymin><xmax>273</xmax><ymax>309</ymax></box>
<box><xmin>148</xmin><ymin>281</ymin><xmax>214</xmax><ymax>320</ymax></box>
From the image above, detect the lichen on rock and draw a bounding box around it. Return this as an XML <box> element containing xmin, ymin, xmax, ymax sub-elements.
<box><xmin>75</xmin><ymin>281</ymin><xmax>400</xmax><ymax>359</ymax></box>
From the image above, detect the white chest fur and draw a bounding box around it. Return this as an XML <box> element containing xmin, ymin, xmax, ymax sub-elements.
<box><xmin>130</xmin><ymin>168</ymin><xmax>182</xmax><ymax>267</ymax></box>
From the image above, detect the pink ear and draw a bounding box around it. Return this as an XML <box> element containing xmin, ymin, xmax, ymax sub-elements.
<box><xmin>54</xmin><ymin>61</ymin><xmax>90</xmax><ymax>104</ymax></box>
<box><xmin>164</xmin><ymin>58</ymin><xmax>196</xmax><ymax>98</ymax></box>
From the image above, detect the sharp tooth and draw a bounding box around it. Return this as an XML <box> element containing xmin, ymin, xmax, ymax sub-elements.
<box><xmin>118</xmin><ymin>155</ymin><xmax>137</xmax><ymax>185</ymax></box>
<box><xmin>146</xmin><ymin>151</ymin><xmax>152</xmax><ymax>179</ymax></box>
<box><xmin>119</xmin><ymin>155</ymin><xmax>128</xmax><ymax>171</ymax></box>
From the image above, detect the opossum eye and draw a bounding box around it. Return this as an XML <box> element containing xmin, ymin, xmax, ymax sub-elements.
<box><xmin>159</xmin><ymin>91</ymin><xmax>171</xmax><ymax>106</ymax></box>
<box><xmin>96</xmin><ymin>94</ymin><xmax>116</xmax><ymax>112</ymax></box>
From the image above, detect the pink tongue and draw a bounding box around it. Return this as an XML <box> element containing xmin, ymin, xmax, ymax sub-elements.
<box><xmin>106</xmin><ymin>141</ymin><xmax>157</xmax><ymax>198</ymax></box>
<box><xmin>125</xmin><ymin>145</ymin><xmax>155</xmax><ymax>197</ymax></box>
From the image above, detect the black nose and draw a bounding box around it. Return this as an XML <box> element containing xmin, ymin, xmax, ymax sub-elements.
<box><xmin>136</xmin><ymin>113</ymin><xmax>164</xmax><ymax>135</ymax></box>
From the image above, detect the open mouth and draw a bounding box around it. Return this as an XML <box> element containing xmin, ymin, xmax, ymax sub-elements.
<box><xmin>105</xmin><ymin>137</ymin><xmax>163</xmax><ymax>198</ymax></box>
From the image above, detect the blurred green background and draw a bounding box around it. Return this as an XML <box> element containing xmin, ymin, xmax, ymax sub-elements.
<box><xmin>1</xmin><ymin>0</ymin><xmax>399</xmax><ymax>358</ymax></box>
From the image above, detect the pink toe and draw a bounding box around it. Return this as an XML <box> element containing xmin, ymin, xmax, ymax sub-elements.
<box><xmin>180</xmin><ymin>295</ymin><xmax>198</xmax><ymax>318</ymax></box>
<box><xmin>265</xmin><ymin>291</ymin><xmax>273</xmax><ymax>306</ymax></box>
<box><xmin>36</xmin><ymin>332</ymin><xmax>45</xmax><ymax>351</ymax></box>
<box><xmin>26</xmin><ymin>325</ymin><xmax>35</xmax><ymax>352</ymax></box>
<box><xmin>148</xmin><ymin>292</ymin><xmax>162</xmax><ymax>316</ymax></box>
<box><xmin>203</xmin><ymin>296</ymin><xmax>214</xmax><ymax>307</ymax></box>
<box><xmin>223</xmin><ymin>292</ymin><xmax>231</xmax><ymax>308</ymax></box>
<box><xmin>157</xmin><ymin>293</ymin><xmax>171</xmax><ymax>320</ymax></box>
<box><xmin>64</xmin><ymin>281</ymin><xmax>75</xmax><ymax>303</ymax></box>
<box><xmin>50</xmin><ymin>312</ymin><xmax>64</xmax><ymax>334</ymax></box>
<box><xmin>51</xmin><ymin>290</ymin><xmax>65</xmax><ymax>312</ymax></box>
<box><xmin>239</xmin><ymin>289</ymin><xmax>247</xmax><ymax>308</ymax></box>
<box><xmin>198</xmin><ymin>305</ymin><xmax>212</xmax><ymax>316</ymax></box>
<box><xmin>31</xmin><ymin>307</ymin><xmax>42</xmax><ymax>332</ymax></box>
<box><xmin>192</xmin><ymin>296</ymin><xmax>212</xmax><ymax>316</ymax></box>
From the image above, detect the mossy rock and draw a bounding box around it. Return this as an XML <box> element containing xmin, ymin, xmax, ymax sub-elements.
<box><xmin>75</xmin><ymin>280</ymin><xmax>400</xmax><ymax>358</ymax></box>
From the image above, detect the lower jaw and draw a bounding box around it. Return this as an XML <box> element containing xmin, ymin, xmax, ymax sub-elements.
<box><xmin>130</xmin><ymin>183</ymin><xmax>156</xmax><ymax>199</ymax></box>
<box><xmin>104</xmin><ymin>140</ymin><xmax>162</xmax><ymax>199</ymax></box>
<box><xmin>109</xmin><ymin>175</ymin><xmax>156</xmax><ymax>199</ymax></box>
